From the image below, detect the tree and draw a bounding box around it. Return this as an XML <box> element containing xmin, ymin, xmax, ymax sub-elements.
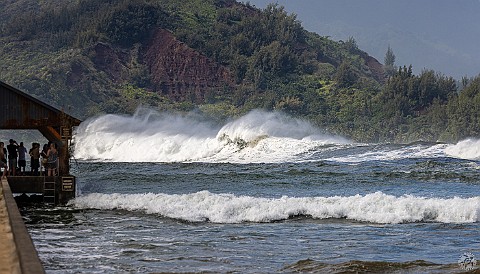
<box><xmin>334</xmin><ymin>61</ymin><xmax>357</xmax><ymax>88</ymax></box>
<box><xmin>345</xmin><ymin>36</ymin><xmax>358</xmax><ymax>53</ymax></box>
<box><xmin>104</xmin><ymin>3</ymin><xmax>160</xmax><ymax>47</ymax></box>
<box><xmin>384</xmin><ymin>45</ymin><xmax>396</xmax><ymax>77</ymax></box>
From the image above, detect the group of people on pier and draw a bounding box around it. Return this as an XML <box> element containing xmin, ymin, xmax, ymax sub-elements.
<box><xmin>0</xmin><ymin>139</ymin><xmax>58</xmax><ymax>179</ymax></box>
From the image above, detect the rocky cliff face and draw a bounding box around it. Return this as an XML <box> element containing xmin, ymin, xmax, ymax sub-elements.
<box><xmin>92</xmin><ymin>42</ymin><xmax>130</xmax><ymax>83</ymax></box>
<box><xmin>91</xmin><ymin>28</ymin><xmax>233</xmax><ymax>103</ymax></box>
<box><xmin>144</xmin><ymin>29</ymin><xmax>233</xmax><ymax>102</ymax></box>
<box><xmin>361</xmin><ymin>52</ymin><xmax>386</xmax><ymax>83</ymax></box>
<box><xmin>89</xmin><ymin>28</ymin><xmax>384</xmax><ymax>104</ymax></box>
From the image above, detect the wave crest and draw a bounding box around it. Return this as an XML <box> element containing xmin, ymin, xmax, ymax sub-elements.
<box><xmin>70</xmin><ymin>191</ymin><xmax>479</xmax><ymax>224</ymax></box>
<box><xmin>73</xmin><ymin>109</ymin><xmax>347</xmax><ymax>163</ymax></box>
<box><xmin>445</xmin><ymin>138</ymin><xmax>480</xmax><ymax>160</ymax></box>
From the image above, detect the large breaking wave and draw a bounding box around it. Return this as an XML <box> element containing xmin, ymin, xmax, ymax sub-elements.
<box><xmin>445</xmin><ymin>138</ymin><xmax>480</xmax><ymax>160</ymax></box>
<box><xmin>73</xmin><ymin>109</ymin><xmax>348</xmax><ymax>163</ymax></box>
<box><xmin>73</xmin><ymin>108</ymin><xmax>480</xmax><ymax>163</ymax></box>
<box><xmin>70</xmin><ymin>191</ymin><xmax>480</xmax><ymax>224</ymax></box>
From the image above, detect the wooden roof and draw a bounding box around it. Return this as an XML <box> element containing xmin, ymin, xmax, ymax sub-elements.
<box><xmin>0</xmin><ymin>81</ymin><xmax>82</xmax><ymax>142</ymax></box>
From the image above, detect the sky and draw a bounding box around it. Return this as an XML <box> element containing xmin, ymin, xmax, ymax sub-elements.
<box><xmin>245</xmin><ymin>0</ymin><xmax>480</xmax><ymax>79</ymax></box>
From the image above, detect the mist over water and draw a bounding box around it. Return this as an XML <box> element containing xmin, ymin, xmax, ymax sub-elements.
<box><xmin>73</xmin><ymin>108</ymin><xmax>480</xmax><ymax>163</ymax></box>
<box><xmin>73</xmin><ymin>108</ymin><xmax>348</xmax><ymax>163</ymax></box>
<box><xmin>445</xmin><ymin>138</ymin><xmax>480</xmax><ymax>160</ymax></box>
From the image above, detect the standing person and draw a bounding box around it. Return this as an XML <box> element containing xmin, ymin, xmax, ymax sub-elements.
<box><xmin>7</xmin><ymin>139</ymin><xmax>18</xmax><ymax>176</ymax></box>
<box><xmin>0</xmin><ymin>160</ymin><xmax>7</xmax><ymax>179</ymax></box>
<box><xmin>0</xmin><ymin>142</ymin><xmax>7</xmax><ymax>176</ymax></box>
<box><xmin>18</xmin><ymin>142</ymin><xmax>28</xmax><ymax>175</ymax></box>
<box><xmin>46</xmin><ymin>142</ymin><xmax>58</xmax><ymax>176</ymax></box>
<box><xmin>40</xmin><ymin>144</ymin><xmax>49</xmax><ymax>175</ymax></box>
<box><xmin>29</xmin><ymin>143</ymin><xmax>40</xmax><ymax>176</ymax></box>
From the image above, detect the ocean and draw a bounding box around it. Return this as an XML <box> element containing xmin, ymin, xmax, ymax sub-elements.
<box><xmin>21</xmin><ymin>109</ymin><xmax>479</xmax><ymax>273</ymax></box>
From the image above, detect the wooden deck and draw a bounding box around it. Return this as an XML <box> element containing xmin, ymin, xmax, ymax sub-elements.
<box><xmin>7</xmin><ymin>175</ymin><xmax>76</xmax><ymax>205</ymax></box>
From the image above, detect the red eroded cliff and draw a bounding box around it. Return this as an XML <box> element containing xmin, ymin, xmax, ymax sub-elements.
<box><xmin>90</xmin><ymin>28</ymin><xmax>233</xmax><ymax>103</ymax></box>
<box><xmin>144</xmin><ymin>29</ymin><xmax>233</xmax><ymax>102</ymax></box>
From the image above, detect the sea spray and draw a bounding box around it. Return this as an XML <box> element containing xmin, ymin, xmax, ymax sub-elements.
<box><xmin>73</xmin><ymin>108</ymin><xmax>347</xmax><ymax>163</ymax></box>
<box><xmin>73</xmin><ymin>109</ymin><xmax>222</xmax><ymax>162</ymax></box>
<box><xmin>445</xmin><ymin>138</ymin><xmax>480</xmax><ymax>160</ymax></box>
<box><xmin>70</xmin><ymin>191</ymin><xmax>480</xmax><ymax>224</ymax></box>
<box><xmin>328</xmin><ymin>143</ymin><xmax>448</xmax><ymax>162</ymax></box>
<box><xmin>216</xmin><ymin>110</ymin><xmax>343</xmax><ymax>143</ymax></box>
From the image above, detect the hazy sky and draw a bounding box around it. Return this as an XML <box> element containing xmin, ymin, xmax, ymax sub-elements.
<box><xmin>245</xmin><ymin>0</ymin><xmax>480</xmax><ymax>79</ymax></box>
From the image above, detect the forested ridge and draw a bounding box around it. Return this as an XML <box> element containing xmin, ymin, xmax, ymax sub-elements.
<box><xmin>0</xmin><ymin>0</ymin><xmax>479</xmax><ymax>143</ymax></box>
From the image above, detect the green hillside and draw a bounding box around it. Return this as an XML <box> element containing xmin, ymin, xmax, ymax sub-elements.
<box><xmin>1</xmin><ymin>0</ymin><xmax>479</xmax><ymax>143</ymax></box>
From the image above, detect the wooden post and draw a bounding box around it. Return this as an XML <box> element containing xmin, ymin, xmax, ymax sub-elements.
<box><xmin>58</xmin><ymin>139</ymin><xmax>68</xmax><ymax>176</ymax></box>
<box><xmin>59</xmin><ymin>111</ymin><xmax>73</xmax><ymax>176</ymax></box>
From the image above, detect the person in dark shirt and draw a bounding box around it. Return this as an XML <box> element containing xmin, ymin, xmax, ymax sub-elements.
<box><xmin>18</xmin><ymin>142</ymin><xmax>28</xmax><ymax>175</ymax></box>
<box><xmin>0</xmin><ymin>142</ymin><xmax>7</xmax><ymax>177</ymax></box>
<box><xmin>7</xmin><ymin>139</ymin><xmax>18</xmax><ymax>176</ymax></box>
<box><xmin>29</xmin><ymin>143</ymin><xmax>41</xmax><ymax>176</ymax></box>
<box><xmin>40</xmin><ymin>144</ymin><xmax>49</xmax><ymax>175</ymax></box>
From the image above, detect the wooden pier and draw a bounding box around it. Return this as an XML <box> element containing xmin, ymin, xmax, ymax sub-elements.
<box><xmin>0</xmin><ymin>177</ymin><xmax>45</xmax><ymax>274</ymax></box>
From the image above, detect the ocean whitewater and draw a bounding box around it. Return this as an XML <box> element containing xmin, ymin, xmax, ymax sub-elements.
<box><xmin>23</xmin><ymin>109</ymin><xmax>479</xmax><ymax>273</ymax></box>
<box><xmin>73</xmin><ymin>108</ymin><xmax>480</xmax><ymax>163</ymax></box>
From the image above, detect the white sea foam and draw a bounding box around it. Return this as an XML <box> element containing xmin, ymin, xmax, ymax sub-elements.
<box><xmin>327</xmin><ymin>143</ymin><xmax>448</xmax><ymax>163</ymax></box>
<box><xmin>70</xmin><ymin>191</ymin><xmax>480</xmax><ymax>224</ymax></box>
<box><xmin>73</xmin><ymin>108</ymin><xmax>348</xmax><ymax>163</ymax></box>
<box><xmin>445</xmin><ymin>138</ymin><xmax>480</xmax><ymax>160</ymax></box>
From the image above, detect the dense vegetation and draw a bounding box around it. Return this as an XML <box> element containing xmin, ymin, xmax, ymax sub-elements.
<box><xmin>0</xmin><ymin>0</ymin><xmax>479</xmax><ymax>143</ymax></box>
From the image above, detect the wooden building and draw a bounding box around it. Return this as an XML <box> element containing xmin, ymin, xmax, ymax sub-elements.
<box><xmin>0</xmin><ymin>81</ymin><xmax>82</xmax><ymax>204</ymax></box>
